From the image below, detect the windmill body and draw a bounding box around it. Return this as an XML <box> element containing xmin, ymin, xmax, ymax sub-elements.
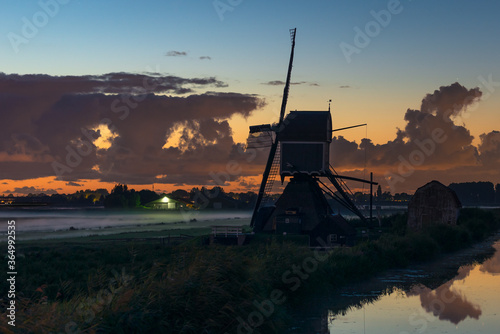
<box><xmin>249</xmin><ymin>29</ymin><xmax>375</xmax><ymax>246</ymax></box>
<box><xmin>279</xmin><ymin>110</ymin><xmax>331</xmax><ymax>177</ymax></box>
<box><xmin>252</xmin><ymin>110</ymin><xmax>357</xmax><ymax>246</ymax></box>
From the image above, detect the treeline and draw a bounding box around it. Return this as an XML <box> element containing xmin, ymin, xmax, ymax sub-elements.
<box><xmin>449</xmin><ymin>181</ymin><xmax>500</xmax><ymax>205</ymax></box>
<box><xmin>103</xmin><ymin>184</ymin><xmax>257</xmax><ymax>209</ymax></box>
<box><xmin>353</xmin><ymin>181</ymin><xmax>500</xmax><ymax>205</ymax></box>
<box><xmin>4</xmin><ymin>180</ymin><xmax>499</xmax><ymax>208</ymax></box>
<box><xmin>0</xmin><ymin>189</ymin><xmax>109</xmax><ymax>206</ymax></box>
<box><xmin>103</xmin><ymin>184</ymin><xmax>159</xmax><ymax>208</ymax></box>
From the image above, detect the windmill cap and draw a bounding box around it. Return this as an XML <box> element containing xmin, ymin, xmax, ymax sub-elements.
<box><xmin>278</xmin><ymin>111</ymin><xmax>332</xmax><ymax>142</ymax></box>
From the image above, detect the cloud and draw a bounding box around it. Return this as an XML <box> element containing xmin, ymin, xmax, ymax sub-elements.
<box><xmin>478</xmin><ymin>130</ymin><xmax>500</xmax><ymax>167</ymax></box>
<box><xmin>166</xmin><ymin>50</ymin><xmax>187</xmax><ymax>57</ymax></box>
<box><xmin>328</xmin><ymin>82</ymin><xmax>499</xmax><ymax>192</ymax></box>
<box><xmin>10</xmin><ymin>186</ymin><xmax>59</xmax><ymax>195</ymax></box>
<box><xmin>262</xmin><ymin>80</ymin><xmax>285</xmax><ymax>86</ymax></box>
<box><xmin>339</xmin><ymin>85</ymin><xmax>350</xmax><ymax>88</ymax></box>
<box><xmin>66</xmin><ymin>181</ymin><xmax>82</xmax><ymax>187</ymax></box>
<box><xmin>261</xmin><ymin>80</ymin><xmax>309</xmax><ymax>86</ymax></box>
<box><xmin>199</xmin><ymin>56</ymin><xmax>212</xmax><ymax>60</ymax></box>
<box><xmin>0</xmin><ymin>72</ymin><xmax>266</xmax><ymax>186</ymax></box>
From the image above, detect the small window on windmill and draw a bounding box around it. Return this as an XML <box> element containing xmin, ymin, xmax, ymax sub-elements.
<box><xmin>328</xmin><ymin>234</ymin><xmax>338</xmax><ymax>244</ymax></box>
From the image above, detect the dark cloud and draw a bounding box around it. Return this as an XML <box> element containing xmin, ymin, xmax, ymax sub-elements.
<box><xmin>0</xmin><ymin>72</ymin><xmax>226</xmax><ymax>95</ymax></box>
<box><xmin>166</xmin><ymin>51</ymin><xmax>187</xmax><ymax>57</ymax></box>
<box><xmin>9</xmin><ymin>186</ymin><xmax>59</xmax><ymax>195</ymax></box>
<box><xmin>478</xmin><ymin>130</ymin><xmax>500</xmax><ymax>167</ymax></box>
<box><xmin>328</xmin><ymin>82</ymin><xmax>499</xmax><ymax>192</ymax></box>
<box><xmin>66</xmin><ymin>181</ymin><xmax>83</xmax><ymax>187</ymax></box>
<box><xmin>199</xmin><ymin>56</ymin><xmax>212</xmax><ymax>60</ymax></box>
<box><xmin>262</xmin><ymin>80</ymin><xmax>285</xmax><ymax>86</ymax></box>
<box><xmin>261</xmin><ymin>80</ymin><xmax>308</xmax><ymax>86</ymax></box>
<box><xmin>339</xmin><ymin>85</ymin><xmax>350</xmax><ymax>88</ymax></box>
<box><xmin>0</xmin><ymin>72</ymin><xmax>266</xmax><ymax>186</ymax></box>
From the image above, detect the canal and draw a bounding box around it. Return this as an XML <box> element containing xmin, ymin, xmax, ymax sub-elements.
<box><xmin>290</xmin><ymin>235</ymin><xmax>500</xmax><ymax>333</ymax></box>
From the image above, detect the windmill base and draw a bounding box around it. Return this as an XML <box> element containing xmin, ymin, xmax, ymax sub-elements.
<box><xmin>253</xmin><ymin>175</ymin><xmax>356</xmax><ymax>247</ymax></box>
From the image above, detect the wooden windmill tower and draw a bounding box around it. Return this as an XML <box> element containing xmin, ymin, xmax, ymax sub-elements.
<box><xmin>248</xmin><ymin>29</ymin><xmax>377</xmax><ymax>245</ymax></box>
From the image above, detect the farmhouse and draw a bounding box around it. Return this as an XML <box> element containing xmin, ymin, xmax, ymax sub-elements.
<box><xmin>146</xmin><ymin>195</ymin><xmax>193</xmax><ymax>210</ymax></box>
<box><xmin>407</xmin><ymin>180</ymin><xmax>462</xmax><ymax>230</ymax></box>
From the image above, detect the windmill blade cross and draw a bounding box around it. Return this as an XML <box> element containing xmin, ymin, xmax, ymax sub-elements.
<box><xmin>278</xmin><ymin>28</ymin><xmax>296</xmax><ymax>126</ymax></box>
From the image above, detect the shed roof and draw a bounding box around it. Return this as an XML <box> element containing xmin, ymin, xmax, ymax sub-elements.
<box><xmin>409</xmin><ymin>180</ymin><xmax>462</xmax><ymax>208</ymax></box>
<box><xmin>278</xmin><ymin>111</ymin><xmax>332</xmax><ymax>142</ymax></box>
<box><xmin>146</xmin><ymin>195</ymin><xmax>192</xmax><ymax>206</ymax></box>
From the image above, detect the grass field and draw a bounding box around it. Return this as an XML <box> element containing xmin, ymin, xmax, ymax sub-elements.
<box><xmin>1</xmin><ymin>208</ymin><xmax>499</xmax><ymax>333</ymax></box>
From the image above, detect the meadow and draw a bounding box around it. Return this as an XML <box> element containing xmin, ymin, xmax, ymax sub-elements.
<box><xmin>1</xmin><ymin>208</ymin><xmax>499</xmax><ymax>333</ymax></box>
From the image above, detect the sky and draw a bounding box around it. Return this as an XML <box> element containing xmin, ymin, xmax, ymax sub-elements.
<box><xmin>0</xmin><ymin>0</ymin><xmax>499</xmax><ymax>196</ymax></box>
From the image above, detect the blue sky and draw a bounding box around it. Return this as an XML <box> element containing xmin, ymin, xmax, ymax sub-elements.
<box><xmin>1</xmin><ymin>0</ymin><xmax>499</xmax><ymax>194</ymax></box>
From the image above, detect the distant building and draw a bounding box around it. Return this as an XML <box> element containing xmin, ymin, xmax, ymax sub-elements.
<box><xmin>407</xmin><ymin>180</ymin><xmax>462</xmax><ymax>231</ymax></box>
<box><xmin>145</xmin><ymin>195</ymin><xmax>193</xmax><ymax>210</ymax></box>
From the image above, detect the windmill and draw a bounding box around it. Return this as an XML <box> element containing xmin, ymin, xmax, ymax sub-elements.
<box><xmin>247</xmin><ymin>29</ymin><xmax>377</xmax><ymax>245</ymax></box>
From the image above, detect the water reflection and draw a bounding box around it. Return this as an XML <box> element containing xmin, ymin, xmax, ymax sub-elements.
<box><xmin>406</xmin><ymin>271</ymin><xmax>481</xmax><ymax>325</ymax></box>
<box><xmin>480</xmin><ymin>242</ymin><xmax>500</xmax><ymax>274</ymax></box>
<box><xmin>290</xmin><ymin>239</ymin><xmax>500</xmax><ymax>334</ymax></box>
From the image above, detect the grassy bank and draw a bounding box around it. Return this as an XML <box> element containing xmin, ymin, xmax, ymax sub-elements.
<box><xmin>1</xmin><ymin>208</ymin><xmax>499</xmax><ymax>333</ymax></box>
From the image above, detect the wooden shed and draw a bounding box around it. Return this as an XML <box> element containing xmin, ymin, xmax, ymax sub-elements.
<box><xmin>407</xmin><ymin>180</ymin><xmax>462</xmax><ymax>231</ymax></box>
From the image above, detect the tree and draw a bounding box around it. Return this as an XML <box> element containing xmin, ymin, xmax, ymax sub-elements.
<box><xmin>138</xmin><ymin>189</ymin><xmax>160</xmax><ymax>206</ymax></box>
<box><xmin>104</xmin><ymin>184</ymin><xmax>140</xmax><ymax>208</ymax></box>
<box><xmin>376</xmin><ymin>185</ymin><xmax>382</xmax><ymax>199</ymax></box>
<box><xmin>449</xmin><ymin>182</ymin><xmax>495</xmax><ymax>204</ymax></box>
<box><xmin>170</xmin><ymin>189</ymin><xmax>190</xmax><ymax>200</ymax></box>
<box><xmin>496</xmin><ymin>183</ymin><xmax>500</xmax><ymax>204</ymax></box>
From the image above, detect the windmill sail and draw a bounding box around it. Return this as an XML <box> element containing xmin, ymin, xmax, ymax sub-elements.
<box><xmin>250</xmin><ymin>28</ymin><xmax>296</xmax><ymax>228</ymax></box>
